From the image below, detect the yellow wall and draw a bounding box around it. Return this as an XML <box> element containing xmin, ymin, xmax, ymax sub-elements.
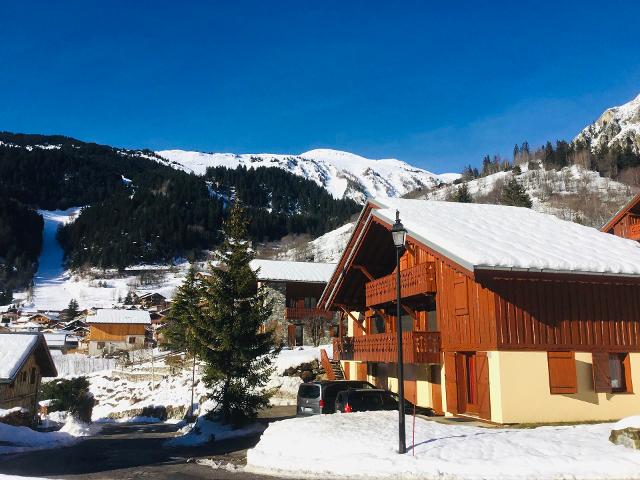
<box><xmin>491</xmin><ymin>351</ymin><xmax>640</xmax><ymax>423</ymax></box>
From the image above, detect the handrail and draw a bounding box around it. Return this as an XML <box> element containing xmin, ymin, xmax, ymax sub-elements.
<box><xmin>285</xmin><ymin>307</ymin><xmax>334</xmax><ymax>321</ymax></box>
<box><xmin>332</xmin><ymin>331</ymin><xmax>441</xmax><ymax>364</ymax></box>
<box><xmin>320</xmin><ymin>348</ymin><xmax>336</xmax><ymax>380</ymax></box>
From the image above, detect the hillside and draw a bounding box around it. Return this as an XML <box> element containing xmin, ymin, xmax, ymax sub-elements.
<box><xmin>157</xmin><ymin>148</ymin><xmax>457</xmax><ymax>203</ymax></box>
<box><xmin>574</xmin><ymin>93</ymin><xmax>640</xmax><ymax>155</ymax></box>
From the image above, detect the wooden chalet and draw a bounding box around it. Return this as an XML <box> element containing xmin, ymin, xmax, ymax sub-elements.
<box><xmin>251</xmin><ymin>259</ymin><xmax>338</xmax><ymax>347</ymax></box>
<box><xmin>87</xmin><ymin>309</ymin><xmax>151</xmax><ymax>355</ymax></box>
<box><xmin>320</xmin><ymin>198</ymin><xmax>640</xmax><ymax>424</ymax></box>
<box><xmin>0</xmin><ymin>333</ymin><xmax>57</xmax><ymax>417</ymax></box>
<box><xmin>602</xmin><ymin>192</ymin><xmax>640</xmax><ymax>240</ymax></box>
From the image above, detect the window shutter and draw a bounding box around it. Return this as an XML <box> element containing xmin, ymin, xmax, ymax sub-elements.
<box><xmin>476</xmin><ymin>352</ymin><xmax>491</xmax><ymax>421</ymax></box>
<box><xmin>623</xmin><ymin>354</ymin><xmax>634</xmax><ymax>394</ymax></box>
<box><xmin>592</xmin><ymin>352</ymin><xmax>612</xmax><ymax>393</ymax></box>
<box><xmin>444</xmin><ymin>352</ymin><xmax>459</xmax><ymax>413</ymax></box>
<box><xmin>547</xmin><ymin>351</ymin><xmax>577</xmax><ymax>394</ymax></box>
<box><xmin>453</xmin><ymin>276</ymin><xmax>468</xmax><ymax>316</ymax></box>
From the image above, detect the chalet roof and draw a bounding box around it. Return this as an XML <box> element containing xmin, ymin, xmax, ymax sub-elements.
<box><xmin>372</xmin><ymin>199</ymin><xmax>640</xmax><ymax>276</ymax></box>
<box><xmin>601</xmin><ymin>192</ymin><xmax>640</xmax><ymax>233</ymax></box>
<box><xmin>88</xmin><ymin>309</ymin><xmax>151</xmax><ymax>325</ymax></box>
<box><xmin>250</xmin><ymin>259</ymin><xmax>336</xmax><ymax>283</ymax></box>
<box><xmin>0</xmin><ymin>333</ymin><xmax>57</xmax><ymax>382</ymax></box>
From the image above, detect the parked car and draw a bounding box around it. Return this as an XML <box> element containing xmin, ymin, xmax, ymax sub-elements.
<box><xmin>335</xmin><ymin>388</ymin><xmax>435</xmax><ymax>416</ymax></box>
<box><xmin>296</xmin><ymin>380</ymin><xmax>376</xmax><ymax>416</ymax></box>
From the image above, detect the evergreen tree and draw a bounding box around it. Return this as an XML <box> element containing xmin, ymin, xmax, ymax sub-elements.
<box><xmin>65</xmin><ymin>299</ymin><xmax>80</xmax><ymax>322</ymax></box>
<box><xmin>195</xmin><ymin>203</ymin><xmax>277</xmax><ymax>426</ymax></box>
<box><xmin>500</xmin><ymin>178</ymin><xmax>532</xmax><ymax>208</ymax></box>
<box><xmin>165</xmin><ymin>265</ymin><xmax>201</xmax><ymax>352</ymax></box>
<box><xmin>452</xmin><ymin>183</ymin><xmax>473</xmax><ymax>203</ymax></box>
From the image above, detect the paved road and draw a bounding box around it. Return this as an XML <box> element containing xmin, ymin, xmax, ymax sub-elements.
<box><xmin>0</xmin><ymin>406</ymin><xmax>296</xmax><ymax>480</ymax></box>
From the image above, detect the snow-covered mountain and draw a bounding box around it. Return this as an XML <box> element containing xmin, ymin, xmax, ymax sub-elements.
<box><xmin>574</xmin><ymin>93</ymin><xmax>640</xmax><ymax>154</ymax></box>
<box><xmin>156</xmin><ymin>148</ymin><xmax>458</xmax><ymax>203</ymax></box>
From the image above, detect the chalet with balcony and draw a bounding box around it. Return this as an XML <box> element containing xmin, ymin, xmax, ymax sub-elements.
<box><xmin>320</xmin><ymin>198</ymin><xmax>640</xmax><ymax>424</ymax></box>
<box><xmin>251</xmin><ymin>259</ymin><xmax>337</xmax><ymax>347</ymax></box>
<box><xmin>602</xmin><ymin>192</ymin><xmax>640</xmax><ymax>240</ymax></box>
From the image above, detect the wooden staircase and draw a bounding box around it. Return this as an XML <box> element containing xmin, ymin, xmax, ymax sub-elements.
<box><xmin>320</xmin><ymin>348</ymin><xmax>344</xmax><ymax>380</ymax></box>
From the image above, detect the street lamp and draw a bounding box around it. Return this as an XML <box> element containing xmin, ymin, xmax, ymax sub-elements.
<box><xmin>391</xmin><ymin>210</ymin><xmax>407</xmax><ymax>454</ymax></box>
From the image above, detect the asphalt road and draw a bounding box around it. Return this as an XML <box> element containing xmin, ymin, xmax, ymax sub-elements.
<box><xmin>0</xmin><ymin>406</ymin><xmax>296</xmax><ymax>480</ymax></box>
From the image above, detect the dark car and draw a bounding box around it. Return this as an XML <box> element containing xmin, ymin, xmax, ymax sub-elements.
<box><xmin>335</xmin><ymin>388</ymin><xmax>435</xmax><ymax>416</ymax></box>
<box><xmin>296</xmin><ymin>380</ymin><xmax>376</xmax><ymax>416</ymax></box>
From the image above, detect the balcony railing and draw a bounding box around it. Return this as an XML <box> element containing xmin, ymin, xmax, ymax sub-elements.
<box><xmin>285</xmin><ymin>307</ymin><xmax>334</xmax><ymax>321</ymax></box>
<box><xmin>365</xmin><ymin>262</ymin><xmax>437</xmax><ymax>307</ymax></box>
<box><xmin>332</xmin><ymin>331</ymin><xmax>441</xmax><ymax>364</ymax></box>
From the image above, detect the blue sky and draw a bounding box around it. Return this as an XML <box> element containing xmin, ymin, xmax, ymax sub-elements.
<box><xmin>1</xmin><ymin>1</ymin><xmax>639</xmax><ymax>173</ymax></box>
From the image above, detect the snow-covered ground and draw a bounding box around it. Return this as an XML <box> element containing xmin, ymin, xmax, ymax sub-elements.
<box><xmin>246</xmin><ymin>411</ymin><xmax>640</xmax><ymax>479</ymax></box>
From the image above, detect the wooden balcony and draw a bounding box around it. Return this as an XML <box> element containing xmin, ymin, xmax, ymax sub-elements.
<box><xmin>629</xmin><ymin>223</ymin><xmax>640</xmax><ymax>241</ymax></box>
<box><xmin>285</xmin><ymin>307</ymin><xmax>334</xmax><ymax>321</ymax></box>
<box><xmin>332</xmin><ymin>331</ymin><xmax>441</xmax><ymax>364</ymax></box>
<box><xmin>365</xmin><ymin>262</ymin><xmax>437</xmax><ymax>307</ymax></box>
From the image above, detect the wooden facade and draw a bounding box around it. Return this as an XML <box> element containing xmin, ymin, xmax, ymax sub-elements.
<box><xmin>602</xmin><ymin>192</ymin><xmax>640</xmax><ymax>240</ymax></box>
<box><xmin>321</xmin><ymin>200</ymin><xmax>640</xmax><ymax>423</ymax></box>
<box><xmin>0</xmin><ymin>334</ymin><xmax>57</xmax><ymax>418</ymax></box>
<box><xmin>89</xmin><ymin>323</ymin><xmax>147</xmax><ymax>341</ymax></box>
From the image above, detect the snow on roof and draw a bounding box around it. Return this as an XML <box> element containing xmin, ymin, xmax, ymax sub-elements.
<box><xmin>0</xmin><ymin>333</ymin><xmax>40</xmax><ymax>381</ymax></box>
<box><xmin>250</xmin><ymin>259</ymin><xmax>336</xmax><ymax>283</ymax></box>
<box><xmin>88</xmin><ymin>309</ymin><xmax>151</xmax><ymax>325</ymax></box>
<box><xmin>373</xmin><ymin>198</ymin><xmax>640</xmax><ymax>276</ymax></box>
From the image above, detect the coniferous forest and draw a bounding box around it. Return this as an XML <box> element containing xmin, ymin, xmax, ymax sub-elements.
<box><xmin>0</xmin><ymin>132</ymin><xmax>360</xmax><ymax>293</ymax></box>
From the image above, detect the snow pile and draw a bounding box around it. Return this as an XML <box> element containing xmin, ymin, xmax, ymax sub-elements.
<box><xmin>156</xmin><ymin>148</ymin><xmax>457</xmax><ymax>203</ymax></box>
<box><xmin>0</xmin><ymin>407</ymin><xmax>28</xmax><ymax>419</ymax></box>
<box><xmin>272</xmin><ymin>345</ymin><xmax>331</xmax><ymax>375</ymax></box>
<box><xmin>247</xmin><ymin>411</ymin><xmax>640</xmax><ymax>479</ymax></box>
<box><xmin>0</xmin><ymin>418</ymin><xmax>91</xmax><ymax>455</ymax></box>
<box><xmin>374</xmin><ymin>198</ymin><xmax>640</xmax><ymax>275</ymax></box>
<box><xmin>614</xmin><ymin>416</ymin><xmax>640</xmax><ymax>430</ymax></box>
<box><xmin>166</xmin><ymin>415</ymin><xmax>265</xmax><ymax>447</ymax></box>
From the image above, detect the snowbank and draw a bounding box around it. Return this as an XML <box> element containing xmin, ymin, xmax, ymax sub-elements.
<box><xmin>166</xmin><ymin>415</ymin><xmax>265</xmax><ymax>447</ymax></box>
<box><xmin>272</xmin><ymin>345</ymin><xmax>331</xmax><ymax>375</ymax></box>
<box><xmin>0</xmin><ymin>419</ymin><xmax>90</xmax><ymax>455</ymax></box>
<box><xmin>246</xmin><ymin>411</ymin><xmax>640</xmax><ymax>479</ymax></box>
<box><xmin>614</xmin><ymin>416</ymin><xmax>640</xmax><ymax>430</ymax></box>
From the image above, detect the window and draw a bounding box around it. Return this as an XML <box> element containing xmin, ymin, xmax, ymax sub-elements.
<box><xmin>547</xmin><ymin>351</ymin><xmax>577</xmax><ymax>394</ymax></box>
<box><xmin>21</xmin><ymin>371</ymin><xmax>27</xmax><ymax>383</ymax></box>
<box><xmin>128</xmin><ymin>336</ymin><xmax>137</xmax><ymax>344</ymax></box>
<box><xmin>30</xmin><ymin>367</ymin><xmax>36</xmax><ymax>385</ymax></box>
<box><xmin>592</xmin><ymin>352</ymin><xmax>633</xmax><ymax>393</ymax></box>
<box><xmin>97</xmin><ymin>342</ymin><xmax>105</xmax><ymax>349</ymax></box>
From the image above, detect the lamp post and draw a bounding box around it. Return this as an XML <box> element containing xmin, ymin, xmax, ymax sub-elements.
<box><xmin>391</xmin><ymin>210</ymin><xmax>407</xmax><ymax>454</ymax></box>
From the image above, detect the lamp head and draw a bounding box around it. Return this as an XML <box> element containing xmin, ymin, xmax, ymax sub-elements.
<box><xmin>391</xmin><ymin>210</ymin><xmax>407</xmax><ymax>248</ymax></box>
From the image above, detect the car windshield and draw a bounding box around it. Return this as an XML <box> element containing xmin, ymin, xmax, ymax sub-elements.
<box><xmin>298</xmin><ymin>384</ymin><xmax>320</xmax><ymax>399</ymax></box>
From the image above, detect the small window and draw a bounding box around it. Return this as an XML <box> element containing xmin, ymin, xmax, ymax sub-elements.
<box><xmin>30</xmin><ymin>367</ymin><xmax>36</xmax><ymax>385</ymax></box>
<box><xmin>593</xmin><ymin>352</ymin><xmax>633</xmax><ymax>393</ymax></box>
<box><xmin>610</xmin><ymin>354</ymin><xmax>631</xmax><ymax>393</ymax></box>
<box><xmin>128</xmin><ymin>336</ymin><xmax>137</xmax><ymax>344</ymax></box>
<box><xmin>97</xmin><ymin>342</ymin><xmax>105</xmax><ymax>349</ymax></box>
<box><xmin>548</xmin><ymin>351</ymin><xmax>577</xmax><ymax>394</ymax></box>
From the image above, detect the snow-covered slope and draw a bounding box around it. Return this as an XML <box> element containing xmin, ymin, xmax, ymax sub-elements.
<box><xmin>574</xmin><ymin>93</ymin><xmax>640</xmax><ymax>154</ymax></box>
<box><xmin>277</xmin><ymin>222</ymin><xmax>354</xmax><ymax>263</ymax></box>
<box><xmin>156</xmin><ymin>148</ymin><xmax>458</xmax><ymax>203</ymax></box>
<box><xmin>420</xmin><ymin>162</ymin><xmax>636</xmax><ymax>228</ymax></box>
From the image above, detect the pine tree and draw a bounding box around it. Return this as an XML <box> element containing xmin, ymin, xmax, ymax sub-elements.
<box><xmin>65</xmin><ymin>299</ymin><xmax>80</xmax><ymax>322</ymax></box>
<box><xmin>165</xmin><ymin>264</ymin><xmax>201</xmax><ymax>352</ymax></box>
<box><xmin>195</xmin><ymin>203</ymin><xmax>277</xmax><ymax>426</ymax></box>
<box><xmin>452</xmin><ymin>183</ymin><xmax>473</xmax><ymax>203</ymax></box>
<box><xmin>500</xmin><ymin>178</ymin><xmax>532</xmax><ymax>208</ymax></box>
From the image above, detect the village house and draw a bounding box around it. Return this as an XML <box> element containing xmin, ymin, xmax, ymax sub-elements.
<box><xmin>0</xmin><ymin>333</ymin><xmax>57</xmax><ymax>417</ymax></box>
<box><xmin>319</xmin><ymin>198</ymin><xmax>640</xmax><ymax>424</ymax></box>
<box><xmin>250</xmin><ymin>259</ymin><xmax>337</xmax><ymax>346</ymax></box>
<box><xmin>87</xmin><ymin>309</ymin><xmax>151</xmax><ymax>355</ymax></box>
<box><xmin>602</xmin><ymin>192</ymin><xmax>640</xmax><ymax>240</ymax></box>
